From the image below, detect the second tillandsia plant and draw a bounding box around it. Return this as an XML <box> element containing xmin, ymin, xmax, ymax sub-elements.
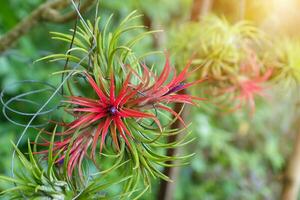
<box><xmin>0</xmin><ymin>9</ymin><xmax>205</xmax><ymax>199</ymax></box>
<box><xmin>169</xmin><ymin>15</ymin><xmax>273</xmax><ymax>114</ymax></box>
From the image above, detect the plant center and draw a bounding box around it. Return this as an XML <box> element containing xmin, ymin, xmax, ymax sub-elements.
<box><xmin>109</xmin><ymin>105</ymin><xmax>118</xmax><ymax>116</ymax></box>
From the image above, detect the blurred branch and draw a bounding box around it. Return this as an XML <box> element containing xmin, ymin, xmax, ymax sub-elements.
<box><xmin>142</xmin><ymin>13</ymin><xmax>160</xmax><ymax>48</ymax></box>
<box><xmin>0</xmin><ymin>0</ymin><xmax>95</xmax><ymax>53</ymax></box>
<box><xmin>190</xmin><ymin>0</ymin><xmax>214</xmax><ymax>21</ymax></box>
<box><xmin>239</xmin><ymin>0</ymin><xmax>246</xmax><ymax>20</ymax></box>
<box><xmin>190</xmin><ymin>0</ymin><xmax>202</xmax><ymax>21</ymax></box>
<box><xmin>157</xmin><ymin>90</ymin><xmax>188</xmax><ymax>200</ymax></box>
<box><xmin>157</xmin><ymin>1</ymin><xmax>214</xmax><ymax>199</ymax></box>
<box><xmin>281</xmin><ymin>114</ymin><xmax>300</xmax><ymax>200</ymax></box>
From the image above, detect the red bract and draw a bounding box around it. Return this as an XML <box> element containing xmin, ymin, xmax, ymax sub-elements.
<box><xmin>39</xmin><ymin>55</ymin><xmax>204</xmax><ymax>177</ymax></box>
<box><xmin>127</xmin><ymin>57</ymin><xmax>205</xmax><ymax>106</ymax></box>
<box><xmin>222</xmin><ymin>52</ymin><xmax>272</xmax><ymax>114</ymax></box>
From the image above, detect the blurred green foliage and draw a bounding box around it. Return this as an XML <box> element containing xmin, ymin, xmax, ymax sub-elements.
<box><xmin>0</xmin><ymin>0</ymin><xmax>297</xmax><ymax>199</ymax></box>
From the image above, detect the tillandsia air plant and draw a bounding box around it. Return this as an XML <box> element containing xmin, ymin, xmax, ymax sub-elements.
<box><xmin>38</xmin><ymin>56</ymin><xmax>203</xmax><ymax>178</ymax></box>
<box><xmin>169</xmin><ymin>15</ymin><xmax>273</xmax><ymax>114</ymax></box>
<box><xmin>0</xmin><ymin>9</ymin><xmax>204</xmax><ymax>199</ymax></box>
<box><xmin>0</xmin><ymin>135</ymin><xmax>130</xmax><ymax>199</ymax></box>
<box><xmin>169</xmin><ymin>15</ymin><xmax>263</xmax><ymax>77</ymax></box>
<box><xmin>215</xmin><ymin>50</ymin><xmax>272</xmax><ymax>114</ymax></box>
<box><xmin>265</xmin><ymin>38</ymin><xmax>300</xmax><ymax>88</ymax></box>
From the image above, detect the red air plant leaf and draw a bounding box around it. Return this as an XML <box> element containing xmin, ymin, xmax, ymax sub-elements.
<box><xmin>221</xmin><ymin>51</ymin><xmax>272</xmax><ymax>115</ymax></box>
<box><xmin>38</xmin><ymin>55</ymin><xmax>204</xmax><ymax>177</ymax></box>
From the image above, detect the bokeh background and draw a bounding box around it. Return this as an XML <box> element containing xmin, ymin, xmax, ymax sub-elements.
<box><xmin>1</xmin><ymin>0</ymin><xmax>300</xmax><ymax>199</ymax></box>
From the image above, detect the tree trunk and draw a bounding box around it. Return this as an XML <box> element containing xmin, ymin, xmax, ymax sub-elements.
<box><xmin>156</xmin><ymin>1</ymin><xmax>213</xmax><ymax>200</ymax></box>
<box><xmin>156</xmin><ymin>92</ymin><xmax>188</xmax><ymax>200</ymax></box>
<box><xmin>281</xmin><ymin>129</ymin><xmax>300</xmax><ymax>200</ymax></box>
<box><xmin>190</xmin><ymin>0</ymin><xmax>214</xmax><ymax>21</ymax></box>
